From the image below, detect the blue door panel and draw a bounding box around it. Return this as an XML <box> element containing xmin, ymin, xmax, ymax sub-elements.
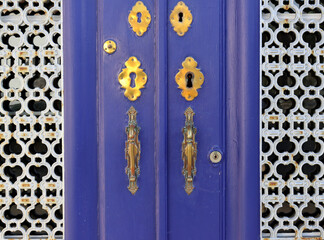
<box><xmin>98</xmin><ymin>0</ymin><xmax>156</xmax><ymax>239</ymax></box>
<box><xmin>167</xmin><ymin>0</ymin><xmax>225</xmax><ymax>239</ymax></box>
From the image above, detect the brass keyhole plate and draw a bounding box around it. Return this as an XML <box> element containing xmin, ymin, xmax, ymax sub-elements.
<box><xmin>128</xmin><ymin>1</ymin><xmax>151</xmax><ymax>36</ymax></box>
<box><xmin>170</xmin><ymin>1</ymin><xmax>193</xmax><ymax>36</ymax></box>
<box><xmin>175</xmin><ymin>57</ymin><xmax>204</xmax><ymax>101</ymax></box>
<box><xmin>118</xmin><ymin>57</ymin><xmax>147</xmax><ymax>101</ymax></box>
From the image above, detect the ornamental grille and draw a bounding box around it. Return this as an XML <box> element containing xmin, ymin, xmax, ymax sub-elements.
<box><xmin>0</xmin><ymin>0</ymin><xmax>63</xmax><ymax>239</ymax></box>
<box><xmin>261</xmin><ymin>0</ymin><xmax>324</xmax><ymax>238</ymax></box>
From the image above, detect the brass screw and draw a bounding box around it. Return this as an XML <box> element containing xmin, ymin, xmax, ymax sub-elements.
<box><xmin>103</xmin><ymin>40</ymin><xmax>117</xmax><ymax>54</ymax></box>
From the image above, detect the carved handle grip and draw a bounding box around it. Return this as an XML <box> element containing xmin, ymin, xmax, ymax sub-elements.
<box><xmin>125</xmin><ymin>106</ymin><xmax>141</xmax><ymax>195</ymax></box>
<box><xmin>182</xmin><ymin>107</ymin><xmax>197</xmax><ymax>195</ymax></box>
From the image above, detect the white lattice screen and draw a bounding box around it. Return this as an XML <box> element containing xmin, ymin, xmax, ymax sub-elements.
<box><xmin>0</xmin><ymin>0</ymin><xmax>63</xmax><ymax>239</ymax></box>
<box><xmin>262</xmin><ymin>0</ymin><xmax>324</xmax><ymax>238</ymax></box>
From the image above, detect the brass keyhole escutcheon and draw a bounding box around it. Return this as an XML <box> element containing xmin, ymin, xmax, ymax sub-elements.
<box><xmin>129</xmin><ymin>1</ymin><xmax>151</xmax><ymax>36</ymax></box>
<box><xmin>103</xmin><ymin>40</ymin><xmax>117</xmax><ymax>54</ymax></box>
<box><xmin>118</xmin><ymin>57</ymin><xmax>147</xmax><ymax>101</ymax></box>
<box><xmin>170</xmin><ymin>2</ymin><xmax>193</xmax><ymax>36</ymax></box>
<box><xmin>175</xmin><ymin>57</ymin><xmax>204</xmax><ymax>101</ymax></box>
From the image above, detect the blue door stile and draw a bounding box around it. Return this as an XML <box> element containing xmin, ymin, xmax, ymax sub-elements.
<box><xmin>155</xmin><ymin>1</ymin><xmax>168</xmax><ymax>240</ymax></box>
<box><xmin>226</xmin><ymin>0</ymin><xmax>260</xmax><ymax>239</ymax></box>
<box><xmin>64</xmin><ymin>0</ymin><xmax>99</xmax><ymax>239</ymax></box>
<box><xmin>97</xmin><ymin>0</ymin><xmax>105</xmax><ymax>239</ymax></box>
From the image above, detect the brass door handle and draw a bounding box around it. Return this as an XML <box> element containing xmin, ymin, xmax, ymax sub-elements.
<box><xmin>182</xmin><ymin>107</ymin><xmax>197</xmax><ymax>195</ymax></box>
<box><xmin>125</xmin><ymin>106</ymin><xmax>141</xmax><ymax>195</ymax></box>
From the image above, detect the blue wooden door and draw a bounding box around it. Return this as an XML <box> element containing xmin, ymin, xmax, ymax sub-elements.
<box><xmin>64</xmin><ymin>0</ymin><xmax>260</xmax><ymax>239</ymax></box>
<box><xmin>99</xmin><ymin>1</ymin><xmax>156</xmax><ymax>239</ymax></box>
<box><xmin>97</xmin><ymin>1</ymin><xmax>224</xmax><ymax>239</ymax></box>
<box><xmin>166</xmin><ymin>1</ymin><xmax>224</xmax><ymax>239</ymax></box>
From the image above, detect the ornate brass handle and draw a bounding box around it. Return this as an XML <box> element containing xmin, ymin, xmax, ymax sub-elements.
<box><xmin>125</xmin><ymin>106</ymin><xmax>141</xmax><ymax>195</ymax></box>
<box><xmin>182</xmin><ymin>107</ymin><xmax>197</xmax><ymax>195</ymax></box>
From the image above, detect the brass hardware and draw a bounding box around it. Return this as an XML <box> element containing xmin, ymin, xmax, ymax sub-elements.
<box><xmin>176</xmin><ymin>57</ymin><xmax>204</xmax><ymax>101</ymax></box>
<box><xmin>170</xmin><ymin>2</ymin><xmax>193</xmax><ymax>36</ymax></box>
<box><xmin>210</xmin><ymin>151</ymin><xmax>222</xmax><ymax>164</ymax></box>
<box><xmin>103</xmin><ymin>40</ymin><xmax>117</xmax><ymax>54</ymax></box>
<box><xmin>118</xmin><ymin>57</ymin><xmax>147</xmax><ymax>101</ymax></box>
<box><xmin>125</xmin><ymin>106</ymin><xmax>141</xmax><ymax>195</ymax></box>
<box><xmin>128</xmin><ymin>1</ymin><xmax>151</xmax><ymax>36</ymax></box>
<box><xmin>182</xmin><ymin>107</ymin><xmax>197</xmax><ymax>195</ymax></box>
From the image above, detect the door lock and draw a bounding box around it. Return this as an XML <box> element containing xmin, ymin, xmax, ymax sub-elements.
<box><xmin>210</xmin><ymin>151</ymin><xmax>222</xmax><ymax>164</ymax></box>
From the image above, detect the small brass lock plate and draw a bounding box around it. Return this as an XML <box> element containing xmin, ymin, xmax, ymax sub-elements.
<box><xmin>170</xmin><ymin>2</ymin><xmax>193</xmax><ymax>36</ymax></box>
<box><xmin>210</xmin><ymin>151</ymin><xmax>222</xmax><ymax>164</ymax></box>
<box><xmin>103</xmin><ymin>40</ymin><xmax>116</xmax><ymax>54</ymax></box>
<box><xmin>175</xmin><ymin>57</ymin><xmax>204</xmax><ymax>101</ymax></box>
<box><xmin>128</xmin><ymin>1</ymin><xmax>151</xmax><ymax>36</ymax></box>
<box><xmin>118</xmin><ymin>57</ymin><xmax>147</xmax><ymax>101</ymax></box>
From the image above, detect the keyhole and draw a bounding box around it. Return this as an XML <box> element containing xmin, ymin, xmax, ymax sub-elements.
<box><xmin>186</xmin><ymin>72</ymin><xmax>194</xmax><ymax>88</ymax></box>
<box><xmin>178</xmin><ymin>12</ymin><xmax>183</xmax><ymax>22</ymax></box>
<box><xmin>130</xmin><ymin>72</ymin><xmax>136</xmax><ymax>88</ymax></box>
<box><xmin>137</xmin><ymin>12</ymin><xmax>142</xmax><ymax>23</ymax></box>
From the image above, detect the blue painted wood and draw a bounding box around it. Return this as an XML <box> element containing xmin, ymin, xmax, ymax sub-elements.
<box><xmin>98</xmin><ymin>1</ymin><xmax>156</xmax><ymax>239</ymax></box>
<box><xmin>155</xmin><ymin>1</ymin><xmax>168</xmax><ymax>240</ymax></box>
<box><xmin>167</xmin><ymin>1</ymin><xmax>225</xmax><ymax>239</ymax></box>
<box><xmin>64</xmin><ymin>0</ymin><xmax>260</xmax><ymax>239</ymax></box>
<box><xmin>63</xmin><ymin>0</ymin><xmax>98</xmax><ymax>239</ymax></box>
<box><xmin>226</xmin><ymin>0</ymin><xmax>260</xmax><ymax>239</ymax></box>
